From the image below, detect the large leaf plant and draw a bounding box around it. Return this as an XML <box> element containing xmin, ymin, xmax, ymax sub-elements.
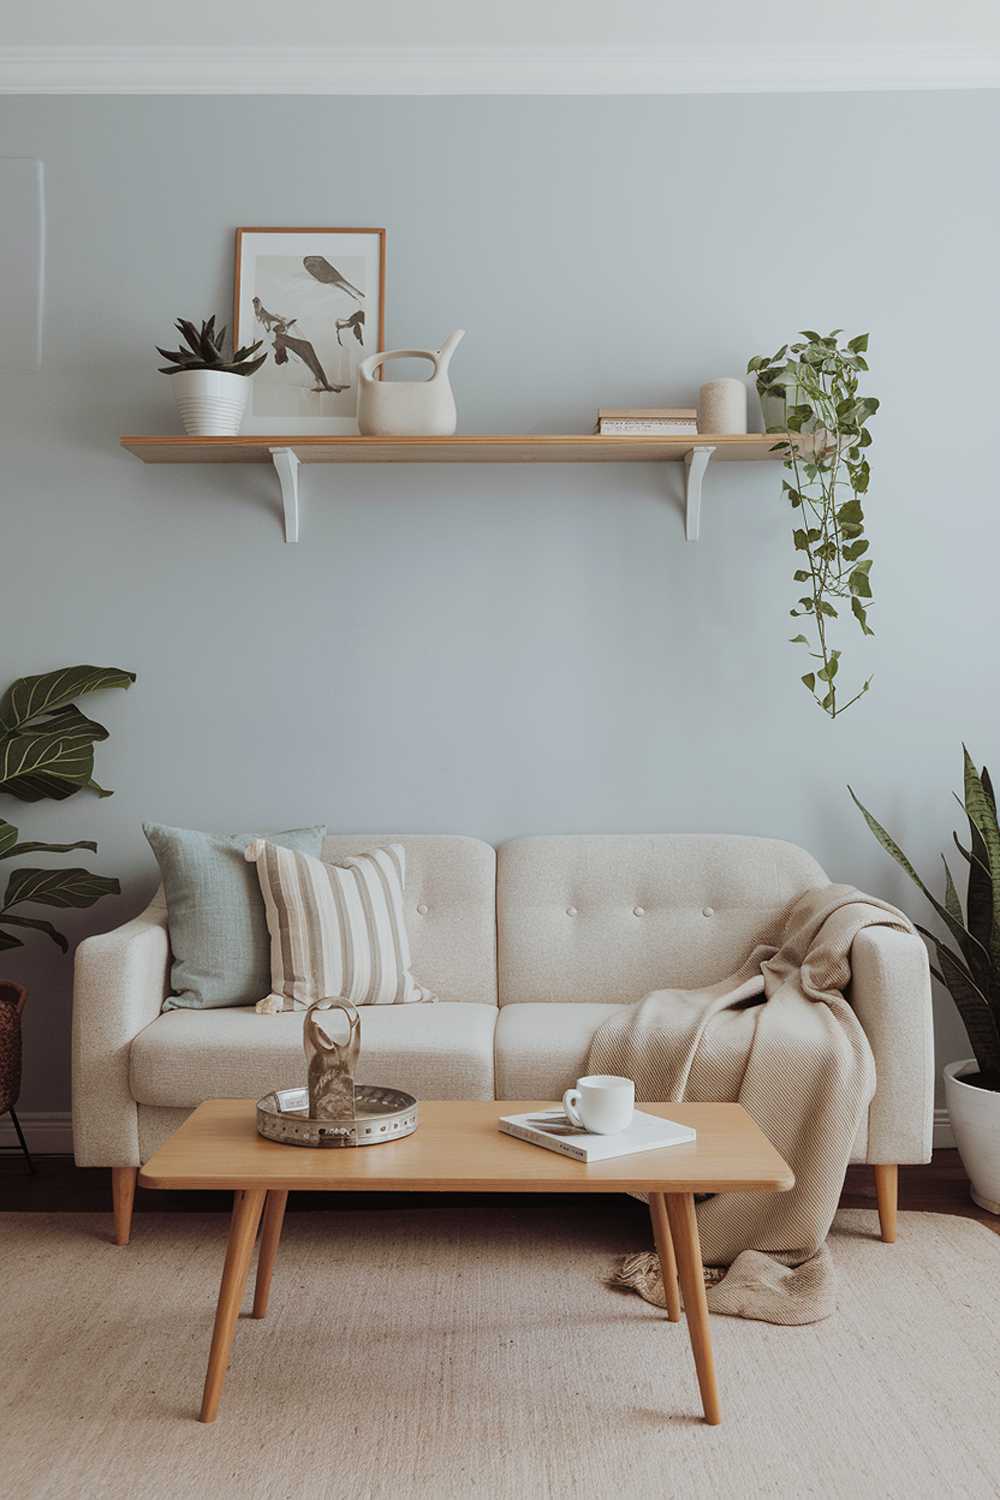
<box><xmin>748</xmin><ymin>330</ymin><xmax>879</xmax><ymax>719</ymax></box>
<box><xmin>851</xmin><ymin>747</ymin><xmax>1000</xmax><ymax>1093</ymax></box>
<box><xmin>0</xmin><ymin>665</ymin><xmax>135</xmax><ymax>954</ymax></box>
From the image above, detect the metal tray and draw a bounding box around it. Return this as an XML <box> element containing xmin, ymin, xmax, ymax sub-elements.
<box><xmin>256</xmin><ymin>1084</ymin><xmax>418</xmax><ymax>1148</ymax></box>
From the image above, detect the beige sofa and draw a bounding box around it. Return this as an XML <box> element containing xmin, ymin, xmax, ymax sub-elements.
<box><xmin>72</xmin><ymin>833</ymin><xmax>934</xmax><ymax>1245</ymax></box>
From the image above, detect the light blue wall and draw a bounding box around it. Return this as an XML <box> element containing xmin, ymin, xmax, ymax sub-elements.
<box><xmin>1</xmin><ymin>93</ymin><xmax>997</xmax><ymax>1112</ymax></box>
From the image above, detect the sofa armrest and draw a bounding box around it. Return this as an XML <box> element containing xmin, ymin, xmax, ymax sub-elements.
<box><xmin>851</xmin><ymin>925</ymin><xmax>934</xmax><ymax>1165</ymax></box>
<box><xmin>71</xmin><ymin>892</ymin><xmax>170</xmax><ymax>1167</ymax></box>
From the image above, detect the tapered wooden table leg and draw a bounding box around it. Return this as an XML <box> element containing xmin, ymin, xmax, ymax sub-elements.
<box><xmin>665</xmin><ymin>1192</ymin><xmax>721</xmax><ymax>1425</ymax></box>
<box><xmin>253</xmin><ymin>1190</ymin><xmax>288</xmax><ymax>1319</ymax></box>
<box><xmin>648</xmin><ymin>1192</ymin><xmax>681</xmax><ymax>1323</ymax></box>
<box><xmin>199</xmin><ymin>1188</ymin><xmax>266</xmax><ymax>1423</ymax></box>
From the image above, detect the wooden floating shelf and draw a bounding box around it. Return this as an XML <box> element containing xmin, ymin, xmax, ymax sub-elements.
<box><xmin>120</xmin><ymin>433</ymin><xmax>788</xmax><ymax>543</ymax></box>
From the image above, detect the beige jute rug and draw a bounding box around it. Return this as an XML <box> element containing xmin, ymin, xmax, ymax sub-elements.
<box><xmin>3</xmin><ymin>1202</ymin><xmax>998</xmax><ymax>1500</ymax></box>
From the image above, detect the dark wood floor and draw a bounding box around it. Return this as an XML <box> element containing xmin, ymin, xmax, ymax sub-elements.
<box><xmin>1</xmin><ymin>1149</ymin><xmax>997</xmax><ymax>1234</ymax></box>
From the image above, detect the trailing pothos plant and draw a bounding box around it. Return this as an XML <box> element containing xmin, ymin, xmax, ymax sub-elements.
<box><xmin>0</xmin><ymin>665</ymin><xmax>136</xmax><ymax>954</ymax></box>
<box><xmin>748</xmin><ymin>330</ymin><xmax>879</xmax><ymax>719</ymax></box>
<box><xmin>851</xmin><ymin>748</ymin><xmax>1000</xmax><ymax>1093</ymax></box>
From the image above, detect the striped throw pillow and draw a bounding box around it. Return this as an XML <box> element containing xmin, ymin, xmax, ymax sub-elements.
<box><xmin>244</xmin><ymin>840</ymin><xmax>435</xmax><ymax>1010</ymax></box>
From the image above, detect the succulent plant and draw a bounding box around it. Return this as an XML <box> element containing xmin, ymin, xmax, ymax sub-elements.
<box><xmin>157</xmin><ymin>315</ymin><xmax>266</xmax><ymax>376</ymax></box>
<box><xmin>851</xmin><ymin>748</ymin><xmax>1000</xmax><ymax>1092</ymax></box>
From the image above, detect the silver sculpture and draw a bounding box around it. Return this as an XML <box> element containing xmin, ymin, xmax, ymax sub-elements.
<box><xmin>304</xmin><ymin>999</ymin><xmax>360</xmax><ymax>1120</ymax></box>
<box><xmin>256</xmin><ymin>996</ymin><xmax>418</xmax><ymax>1148</ymax></box>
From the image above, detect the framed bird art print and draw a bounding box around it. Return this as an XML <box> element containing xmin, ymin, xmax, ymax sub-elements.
<box><xmin>233</xmin><ymin>227</ymin><xmax>386</xmax><ymax>434</ymax></box>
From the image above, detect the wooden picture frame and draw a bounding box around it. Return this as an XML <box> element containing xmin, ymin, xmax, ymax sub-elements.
<box><xmin>233</xmin><ymin>226</ymin><xmax>386</xmax><ymax>434</ymax></box>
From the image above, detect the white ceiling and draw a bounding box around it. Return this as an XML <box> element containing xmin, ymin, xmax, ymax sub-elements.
<box><xmin>2</xmin><ymin>0</ymin><xmax>999</xmax><ymax>92</ymax></box>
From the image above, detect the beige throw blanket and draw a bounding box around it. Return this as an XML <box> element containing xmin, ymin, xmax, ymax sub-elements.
<box><xmin>588</xmin><ymin>884</ymin><xmax>913</xmax><ymax>1325</ymax></box>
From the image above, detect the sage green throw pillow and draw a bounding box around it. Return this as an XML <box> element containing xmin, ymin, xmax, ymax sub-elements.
<box><xmin>144</xmin><ymin>822</ymin><xmax>326</xmax><ymax>1011</ymax></box>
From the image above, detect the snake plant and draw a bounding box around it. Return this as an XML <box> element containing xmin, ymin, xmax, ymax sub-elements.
<box><xmin>0</xmin><ymin>665</ymin><xmax>135</xmax><ymax>953</ymax></box>
<box><xmin>851</xmin><ymin>747</ymin><xmax>1000</xmax><ymax>1092</ymax></box>
<box><xmin>157</xmin><ymin>315</ymin><xmax>266</xmax><ymax>376</ymax></box>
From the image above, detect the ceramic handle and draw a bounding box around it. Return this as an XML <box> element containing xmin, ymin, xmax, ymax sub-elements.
<box><xmin>562</xmin><ymin>1088</ymin><xmax>584</xmax><ymax>1129</ymax></box>
<box><xmin>360</xmin><ymin>348</ymin><xmax>440</xmax><ymax>383</ymax></box>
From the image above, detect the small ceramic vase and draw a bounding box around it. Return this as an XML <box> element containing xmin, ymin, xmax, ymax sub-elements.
<box><xmin>697</xmin><ymin>378</ymin><xmax>748</xmax><ymax>435</ymax></box>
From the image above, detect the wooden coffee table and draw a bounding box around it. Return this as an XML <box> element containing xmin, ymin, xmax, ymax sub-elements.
<box><xmin>139</xmin><ymin>1099</ymin><xmax>793</xmax><ymax>1426</ymax></box>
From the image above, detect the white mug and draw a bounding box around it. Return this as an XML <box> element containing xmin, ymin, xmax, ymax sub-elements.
<box><xmin>562</xmin><ymin>1074</ymin><xmax>635</xmax><ymax>1135</ymax></box>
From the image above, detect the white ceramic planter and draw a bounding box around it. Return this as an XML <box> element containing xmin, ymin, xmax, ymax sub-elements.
<box><xmin>944</xmin><ymin>1059</ymin><xmax>1000</xmax><ymax>1214</ymax></box>
<box><xmin>171</xmin><ymin>369</ymin><xmax>250</xmax><ymax>436</ymax></box>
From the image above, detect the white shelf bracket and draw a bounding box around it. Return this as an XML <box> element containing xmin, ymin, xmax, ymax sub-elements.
<box><xmin>683</xmin><ymin>445</ymin><xmax>716</xmax><ymax>542</ymax></box>
<box><xmin>269</xmin><ymin>447</ymin><xmax>301</xmax><ymax>543</ymax></box>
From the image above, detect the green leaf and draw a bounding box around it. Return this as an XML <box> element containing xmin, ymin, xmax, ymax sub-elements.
<box><xmin>849</xmin><ymin>788</ymin><xmax>990</xmax><ymax>969</ymax></box>
<box><xmin>837</xmin><ymin>500</ymin><xmax>864</xmax><ymax>525</ymax></box>
<box><xmin>953</xmin><ymin>827</ymin><xmax>995</xmax><ymax>968</ymax></box>
<box><xmin>843</xmin><ymin>540</ymin><xmax>869</xmax><ymax>560</ymax></box>
<box><xmin>0</xmin><ymin>912</ymin><xmax>68</xmax><ymax>951</ymax></box>
<box><xmin>2</xmin><ymin>866</ymin><xmax>120</xmax><ymax>912</ymax></box>
<box><xmin>4</xmin><ymin>838</ymin><xmax>98</xmax><ymax>859</ymax></box>
<box><xmin>930</xmin><ymin>939</ymin><xmax>1000</xmax><ymax>1086</ymax></box>
<box><xmin>942</xmin><ymin>855</ymin><xmax>964</xmax><ymax>929</ymax></box>
<box><xmin>0</xmin><ymin>666</ymin><xmax>135</xmax><ymax>732</ymax></box>
<box><xmin>0</xmin><ymin>819</ymin><xmax>17</xmax><ymax>857</ymax></box>
<box><xmin>817</xmin><ymin>600</ymin><xmax>838</xmax><ymax>618</ymax></box>
<box><xmin>849</xmin><ymin>567</ymin><xmax>873</xmax><ymax>599</ymax></box>
<box><xmin>793</xmin><ymin>569</ymin><xmax>810</xmax><ymax>582</ymax></box>
<box><xmin>962</xmin><ymin>746</ymin><xmax>1000</xmax><ymax>976</ymax></box>
<box><xmin>0</xmin><ymin>726</ymin><xmax>100</xmax><ymax>802</ymax></box>
<box><xmin>801</xmin><ymin>673</ymin><xmax>816</xmax><ymax>692</ymax></box>
<box><xmin>798</xmin><ymin>330</ymin><xmax>822</xmax><ymax>341</ymax></box>
<box><xmin>789</xmin><ymin>635</ymin><xmax>809</xmax><ymax>644</ymax></box>
<box><xmin>848</xmin><ymin>333</ymin><xmax>870</xmax><ymax>353</ymax></box>
<box><xmin>851</xmin><ymin>597</ymin><xmax>875</xmax><ymax>636</ymax></box>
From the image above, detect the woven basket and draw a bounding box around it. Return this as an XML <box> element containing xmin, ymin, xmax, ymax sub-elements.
<box><xmin>0</xmin><ymin>982</ymin><xmax>26</xmax><ymax>1117</ymax></box>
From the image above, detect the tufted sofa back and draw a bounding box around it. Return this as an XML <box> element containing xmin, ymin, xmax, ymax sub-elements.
<box><xmin>496</xmin><ymin>835</ymin><xmax>829</xmax><ymax>1004</ymax></box>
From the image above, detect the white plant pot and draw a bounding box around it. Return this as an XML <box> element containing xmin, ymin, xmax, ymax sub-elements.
<box><xmin>944</xmin><ymin>1059</ymin><xmax>1000</xmax><ymax>1214</ymax></box>
<box><xmin>171</xmin><ymin>369</ymin><xmax>250</xmax><ymax>436</ymax></box>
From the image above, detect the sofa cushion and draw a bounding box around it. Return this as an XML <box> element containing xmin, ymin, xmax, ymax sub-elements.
<box><xmin>497</xmin><ymin>835</ymin><xmax>829</xmax><ymax>1004</ymax></box>
<box><xmin>494</xmin><ymin>1002</ymin><xmax>624</xmax><ymax>1099</ymax></box>
<box><xmin>320</xmin><ymin>836</ymin><xmax>497</xmax><ymax>1006</ymax></box>
<box><xmin>145</xmin><ymin>821</ymin><xmax>326</xmax><ymax>1011</ymax></box>
<box><xmin>130</xmin><ymin>1002</ymin><xmax>498</xmax><ymax>1106</ymax></box>
<box><xmin>246</xmin><ymin>840</ymin><xmax>433</xmax><ymax>1009</ymax></box>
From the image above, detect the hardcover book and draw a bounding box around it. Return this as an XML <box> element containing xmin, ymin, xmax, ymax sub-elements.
<box><xmin>499</xmin><ymin>1108</ymin><xmax>696</xmax><ymax>1163</ymax></box>
<box><xmin>596</xmin><ymin>409</ymin><xmax>699</xmax><ymax>436</ymax></box>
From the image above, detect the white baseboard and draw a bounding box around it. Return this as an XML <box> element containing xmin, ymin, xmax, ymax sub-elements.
<box><xmin>0</xmin><ymin>1111</ymin><xmax>73</xmax><ymax>1155</ymax></box>
<box><xmin>0</xmin><ymin>1108</ymin><xmax>958</xmax><ymax>1157</ymax></box>
<box><xmin>933</xmin><ymin>1107</ymin><xmax>955</xmax><ymax>1150</ymax></box>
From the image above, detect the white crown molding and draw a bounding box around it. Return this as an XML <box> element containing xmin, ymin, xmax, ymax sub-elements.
<box><xmin>0</xmin><ymin>44</ymin><xmax>998</xmax><ymax>96</ymax></box>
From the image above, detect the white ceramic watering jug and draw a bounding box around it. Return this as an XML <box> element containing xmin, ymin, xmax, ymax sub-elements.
<box><xmin>357</xmin><ymin>330</ymin><xmax>465</xmax><ymax>437</ymax></box>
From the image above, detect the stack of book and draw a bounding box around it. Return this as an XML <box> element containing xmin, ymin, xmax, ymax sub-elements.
<box><xmin>596</xmin><ymin>407</ymin><xmax>698</xmax><ymax>436</ymax></box>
